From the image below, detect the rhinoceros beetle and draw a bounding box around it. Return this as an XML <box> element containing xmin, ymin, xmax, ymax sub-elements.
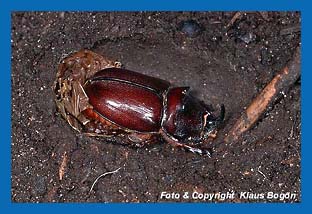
<box><xmin>53</xmin><ymin>50</ymin><xmax>224</xmax><ymax>157</ymax></box>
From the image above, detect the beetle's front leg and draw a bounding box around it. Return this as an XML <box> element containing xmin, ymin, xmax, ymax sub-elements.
<box><xmin>127</xmin><ymin>133</ymin><xmax>159</xmax><ymax>148</ymax></box>
<box><xmin>159</xmin><ymin>130</ymin><xmax>212</xmax><ymax>157</ymax></box>
<box><xmin>182</xmin><ymin>144</ymin><xmax>212</xmax><ymax>157</ymax></box>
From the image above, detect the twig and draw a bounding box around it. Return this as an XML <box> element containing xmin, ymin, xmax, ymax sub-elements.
<box><xmin>224</xmin><ymin>46</ymin><xmax>301</xmax><ymax>143</ymax></box>
<box><xmin>89</xmin><ymin>167</ymin><xmax>121</xmax><ymax>193</ymax></box>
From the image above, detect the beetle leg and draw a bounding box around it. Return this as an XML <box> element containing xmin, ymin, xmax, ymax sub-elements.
<box><xmin>127</xmin><ymin>133</ymin><xmax>159</xmax><ymax>147</ymax></box>
<box><xmin>181</xmin><ymin>144</ymin><xmax>212</xmax><ymax>157</ymax></box>
<box><xmin>83</xmin><ymin>119</ymin><xmax>127</xmax><ymax>137</ymax></box>
<box><xmin>81</xmin><ymin>109</ymin><xmax>158</xmax><ymax>147</ymax></box>
<box><xmin>114</xmin><ymin>61</ymin><xmax>122</xmax><ymax>68</ymax></box>
<box><xmin>159</xmin><ymin>130</ymin><xmax>212</xmax><ymax>157</ymax></box>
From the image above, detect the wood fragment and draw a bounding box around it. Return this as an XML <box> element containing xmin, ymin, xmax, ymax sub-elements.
<box><xmin>58</xmin><ymin>151</ymin><xmax>68</xmax><ymax>181</ymax></box>
<box><xmin>259</xmin><ymin>12</ymin><xmax>270</xmax><ymax>21</ymax></box>
<box><xmin>226</xmin><ymin>12</ymin><xmax>269</xmax><ymax>29</ymax></box>
<box><xmin>224</xmin><ymin>46</ymin><xmax>300</xmax><ymax>143</ymax></box>
<box><xmin>46</xmin><ymin>185</ymin><xmax>59</xmax><ymax>202</ymax></box>
<box><xmin>226</xmin><ymin>12</ymin><xmax>242</xmax><ymax>28</ymax></box>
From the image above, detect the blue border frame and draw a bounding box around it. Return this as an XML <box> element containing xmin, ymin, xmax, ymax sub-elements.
<box><xmin>1</xmin><ymin>0</ymin><xmax>310</xmax><ymax>212</ymax></box>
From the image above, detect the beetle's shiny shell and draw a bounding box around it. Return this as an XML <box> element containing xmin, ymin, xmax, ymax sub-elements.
<box><xmin>84</xmin><ymin>68</ymin><xmax>170</xmax><ymax>132</ymax></box>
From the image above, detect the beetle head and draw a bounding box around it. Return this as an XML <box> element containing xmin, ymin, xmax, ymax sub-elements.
<box><xmin>163</xmin><ymin>87</ymin><xmax>225</xmax><ymax>145</ymax></box>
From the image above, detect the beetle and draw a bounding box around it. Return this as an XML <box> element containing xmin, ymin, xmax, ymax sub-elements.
<box><xmin>53</xmin><ymin>50</ymin><xmax>224</xmax><ymax>157</ymax></box>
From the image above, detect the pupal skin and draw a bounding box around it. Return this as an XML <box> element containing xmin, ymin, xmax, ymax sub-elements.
<box><xmin>53</xmin><ymin>49</ymin><xmax>225</xmax><ymax>157</ymax></box>
<box><xmin>53</xmin><ymin>50</ymin><xmax>121</xmax><ymax>132</ymax></box>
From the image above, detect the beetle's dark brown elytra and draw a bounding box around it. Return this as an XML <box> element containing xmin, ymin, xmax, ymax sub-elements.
<box><xmin>53</xmin><ymin>50</ymin><xmax>224</xmax><ymax>157</ymax></box>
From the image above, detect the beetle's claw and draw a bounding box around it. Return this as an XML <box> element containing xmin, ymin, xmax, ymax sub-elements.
<box><xmin>184</xmin><ymin>145</ymin><xmax>212</xmax><ymax>157</ymax></box>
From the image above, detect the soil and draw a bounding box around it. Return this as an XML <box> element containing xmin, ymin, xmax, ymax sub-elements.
<box><xmin>11</xmin><ymin>12</ymin><xmax>301</xmax><ymax>202</ymax></box>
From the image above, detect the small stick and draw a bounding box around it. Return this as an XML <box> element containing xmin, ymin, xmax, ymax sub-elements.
<box><xmin>224</xmin><ymin>46</ymin><xmax>301</xmax><ymax>143</ymax></box>
<box><xmin>89</xmin><ymin>167</ymin><xmax>121</xmax><ymax>193</ymax></box>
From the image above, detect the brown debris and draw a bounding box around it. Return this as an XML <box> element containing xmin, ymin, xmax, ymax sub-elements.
<box><xmin>226</xmin><ymin>12</ymin><xmax>243</xmax><ymax>28</ymax></box>
<box><xmin>58</xmin><ymin>151</ymin><xmax>68</xmax><ymax>181</ymax></box>
<box><xmin>258</xmin><ymin>12</ymin><xmax>270</xmax><ymax>21</ymax></box>
<box><xmin>226</xmin><ymin>12</ymin><xmax>269</xmax><ymax>29</ymax></box>
<box><xmin>46</xmin><ymin>185</ymin><xmax>59</xmax><ymax>202</ymax></box>
<box><xmin>280</xmin><ymin>25</ymin><xmax>301</xmax><ymax>36</ymax></box>
<box><xmin>225</xmin><ymin>46</ymin><xmax>301</xmax><ymax>143</ymax></box>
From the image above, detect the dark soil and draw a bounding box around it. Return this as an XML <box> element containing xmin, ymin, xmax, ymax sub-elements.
<box><xmin>11</xmin><ymin>12</ymin><xmax>301</xmax><ymax>202</ymax></box>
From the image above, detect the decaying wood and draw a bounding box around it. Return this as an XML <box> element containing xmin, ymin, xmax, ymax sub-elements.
<box><xmin>58</xmin><ymin>151</ymin><xmax>68</xmax><ymax>180</ymax></box>
<box><xmin>225</xmin><ymin>46</ymin><xmax>301</xmax><ymax>143</ymax></box>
